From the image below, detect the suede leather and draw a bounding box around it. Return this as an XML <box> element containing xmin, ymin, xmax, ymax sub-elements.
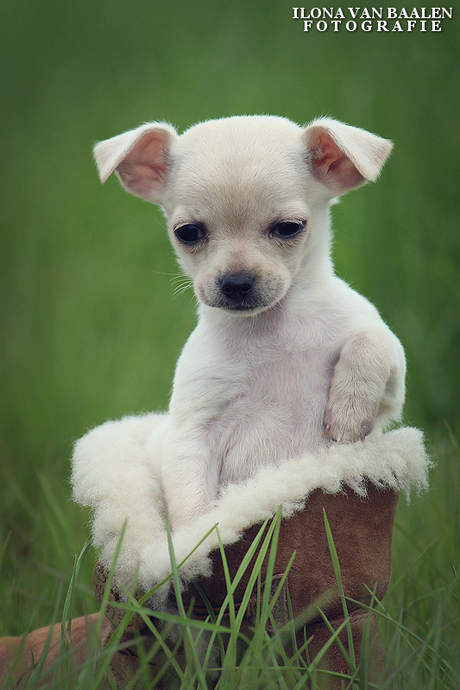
<box><xmin>99</xmin><ymin>483</ymin><xmax>399</xmax><ymax>688</ymax></box>
<box><xmin>0</xmin><ymin>613</ymin><xmax>112</xmax><ymax>688</ymax></box>
<box><xmin>181</xmin><ymin>484</ymin><xmax>398</xmax><ymax>622</ymax></box>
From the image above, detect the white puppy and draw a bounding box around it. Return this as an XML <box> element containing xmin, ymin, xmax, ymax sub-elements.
<box><xmin>75</xmin><ymin>115</ymin><xmax>405</xmax><ymax>540</ymax></box>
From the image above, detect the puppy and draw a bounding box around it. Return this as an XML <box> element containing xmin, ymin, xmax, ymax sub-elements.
<box><xmin>86</xmin><ymin>115</ymin><xmax>405</xmax><ymax>534</ymax></box>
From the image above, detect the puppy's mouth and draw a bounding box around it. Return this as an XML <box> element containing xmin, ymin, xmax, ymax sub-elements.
<box><xmin>219</xmin><ymin>301</ymin><xmax>264</xmax><ymax>313</ymax></box>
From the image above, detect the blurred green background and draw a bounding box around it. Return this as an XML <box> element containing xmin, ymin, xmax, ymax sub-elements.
<box><xmin>1</xmin><ymin>0</ymin><xmax>459</xmax><ymax>633</ymax></box>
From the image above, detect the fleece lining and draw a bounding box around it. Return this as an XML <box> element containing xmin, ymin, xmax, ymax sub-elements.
<box><xmin>71</xmin><ymin>424</ymin><xmax>430</xmax><ymax>594</ymax></box>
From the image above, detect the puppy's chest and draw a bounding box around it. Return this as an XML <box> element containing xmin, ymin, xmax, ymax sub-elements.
<box><xmin>207</xmin><ymin>346</ymin><xmax>334</xmax><ymax>482</ymax></box>
<box><xmin>238</xmin><ymin>348</ymin><xmax>329</xmax><ymax>412</ymax></box>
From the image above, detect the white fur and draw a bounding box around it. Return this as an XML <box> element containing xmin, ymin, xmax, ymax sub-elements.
<box><xmin>73</xmin><ymin>115</ymin><xmax>414</xmax><ymax>587</ymax></box>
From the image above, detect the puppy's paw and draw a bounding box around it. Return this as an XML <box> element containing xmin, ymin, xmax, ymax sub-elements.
<box><xmin>167</xmin><ymin>499</ymin><xmax>210</xmax><ymax>532</ymax></box>
<box><xmin>323</xmin><ymin>398</ymin><xmax>375</xmax><ymax>444</ymax></box>
<box><xmin>324</xmin><ymin>331</ymin><xmax>395</xmax><ymax>444</ymax></box>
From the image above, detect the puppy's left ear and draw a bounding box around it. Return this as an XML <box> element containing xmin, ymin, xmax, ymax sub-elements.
<box><xmin>302</xmin><ymin>118</ymin><xmax>393</xmax><ymax>195</ymax></box>
<box><xmin>93</xmin><ymin>122</ymin><xmax>178</xmax><ymax>204</ymax></box>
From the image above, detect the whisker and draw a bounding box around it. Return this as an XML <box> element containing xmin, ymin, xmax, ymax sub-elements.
<box><xmin>151</xmin><ymin>269</ymin><xmax>178</xmax><ymax>277</ymax></box>
<box><xmin>171</xmin><ymin>274</ymin><xmax>194</xmax><ymax>299</ymax></box>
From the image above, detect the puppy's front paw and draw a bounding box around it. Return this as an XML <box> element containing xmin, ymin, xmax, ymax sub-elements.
<box><xmin>323</xmin><ymin>399</ymin><xmax>375</xmax><ymax>444</ymax></box>
<box><xmin>324</xmin><ymin>331</ymin><xmax>394</xmax><ymax>444</ymax></box>
<box><xmin>167</xmin><ymin>499</ymin><xmax>210</xmax><ymax>532</ymax></box>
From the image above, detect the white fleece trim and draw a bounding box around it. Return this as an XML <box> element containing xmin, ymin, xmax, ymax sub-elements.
<box><xmin>73</xmin><ymin>426</ymin><xmax>430</xmax><ymax>594</ymax></box>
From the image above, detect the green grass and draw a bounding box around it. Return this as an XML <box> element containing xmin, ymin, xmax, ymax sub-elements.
<box><xmin>1</xmin><ymin>0</ymin><xmax>459</xmax><ymax>687</ymax></box>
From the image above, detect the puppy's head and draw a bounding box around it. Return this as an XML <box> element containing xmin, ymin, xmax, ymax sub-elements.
<box><xmin>94</xmin><ymin>115</ymin><xmax>392</xmax><ymax>315</ymax></box>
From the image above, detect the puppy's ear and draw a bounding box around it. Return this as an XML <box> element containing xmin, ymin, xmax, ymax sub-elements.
<box><xmin>93</xmin><ymin>123</ymin><xmax>178</xmax><ymax>203</ymax></box>
<box><xmin>302</xmin><ymin>118</ymin><xmax>393</xmax><ymax>195</ymax></box>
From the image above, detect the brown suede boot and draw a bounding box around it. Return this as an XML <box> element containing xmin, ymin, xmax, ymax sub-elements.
<box><xmin>91</xmin><ymin>483</ymin><xmax>398</xmax><ymax>688</ymax></box>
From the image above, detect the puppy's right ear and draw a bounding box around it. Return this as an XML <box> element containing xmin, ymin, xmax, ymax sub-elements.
<box><xmin>93</xmin><ymin>123</ymin><xmax>178</xmax><ymax>204</ymax></box>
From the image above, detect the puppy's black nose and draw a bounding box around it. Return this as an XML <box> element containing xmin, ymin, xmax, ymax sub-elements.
<box><xmin>220</xmin><ymin>272</ymin><xmax>255</xmax><ymax>303</ymax></box>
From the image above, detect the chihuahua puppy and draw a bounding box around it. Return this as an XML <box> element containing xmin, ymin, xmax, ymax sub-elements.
<box><xmin>90</xmin><ymin>115</ymin><xmax>405</xmax><ymax>532</ymax></box>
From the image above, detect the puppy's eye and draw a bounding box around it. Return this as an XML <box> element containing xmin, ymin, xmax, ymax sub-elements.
<box><xmin>174</xmin><ymin>224</ymin><xmax>206</xmax><ymax>245</ymax></box>
<box><xmin>271</xmin><ymin>221</ymin><xmax>305</xmax><ymax>239</ymax></box>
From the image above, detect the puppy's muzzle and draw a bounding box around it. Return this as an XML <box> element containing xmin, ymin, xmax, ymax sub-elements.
<box><xmin>220</xmin><ymin>272</ymin><xmax>254</xmax><ymax>302</ymax></box>
<box><xmin>204</xmin><ymin>270</ymin><xmax>283</xmax><ymax>313</ymax></box>
<box><xmin>214</xmin><ymin>271</ymin><xmax>261</xmax><ymax>311</ymax></box>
